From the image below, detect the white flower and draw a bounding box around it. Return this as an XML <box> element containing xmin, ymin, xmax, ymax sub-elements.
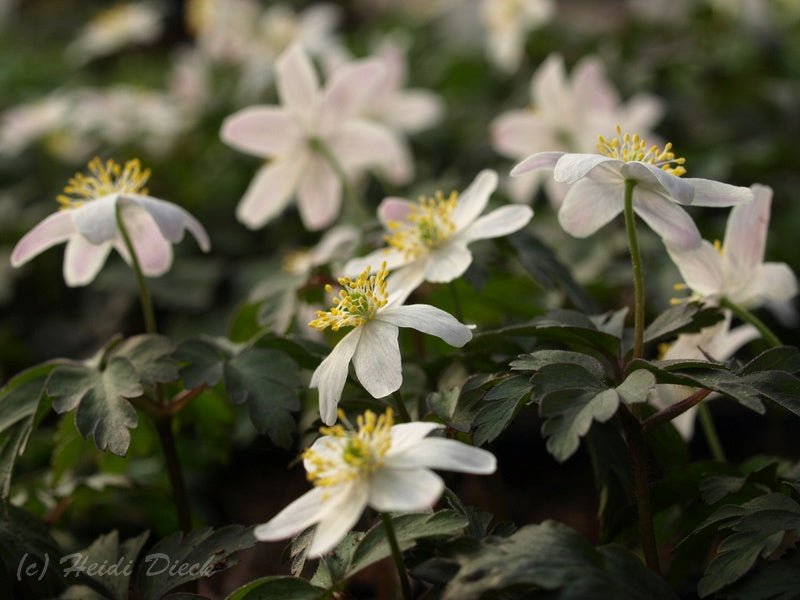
<box><xmin>220</xmin><ymin>43</ymin><xmax>407</xmax><ymax>231</ymax></box>
<box><xmin>649</xmin><ymin>313</ymin><xmax>758</xmax><ymax>439</ymax></box>
<box><xmin>491</xmin><ymin>53</ymin><xmax>663</xmax><ymax>206</ymax></box>
<box><xmin>255</xmin><ymin>408</ymin><xmax>496</xmax><ymax>556</ymax></box>
<box><xmin>10</xmin><ymin>158</ymin><xmax>210</xmax><ymax>287</ymax></box>
<box><xmin>308</xmin><ymin>263</ymin><xmax>472</xmax><ymax>424</ymax></box>
<box><xmin>667</xmin><ymin>184</ymin><xmax>798</xmax><ymax>316</ymax></box>
<box><xmin>511</xmin><ymin>128</ymin><xmax>753</xmax><ymax>249</ymax></box>
<box><xmin>344</xmin><ymin>170</ymin><xmax>532</xmax><ymax>301</ymax></box>
<box><xmin>481</xmin><ymin>0</ymin><xmax>554</xmax><ymax>73</ymax></box>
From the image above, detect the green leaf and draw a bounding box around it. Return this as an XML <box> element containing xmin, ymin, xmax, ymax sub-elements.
<box><xmin>135</xmin><ymin>526</ymin><xmax>257</xmax><ymax>600</ymax></box>
<box><xmin>47</xmin><ymin>358</ymin><xmax>142</xmax><ymax>456</ymax></box>
<box><xmin>426</xmin><ymin>374</ymin><xmax>494</xmax><ymax>433</ymax></box>
<box><xmin>0</xmin><ymin>362</ymin><xmax>57</xmax><ymax>498</ymax></box>
<box><xmin>511</xmin><ymin>349</ymin><xmax>606</xmax><ymax>380</ymax></box>
<box><xmin>223</xmin><ymin>347</ymin><xmax>302</xmax><ymax>449</ymax></box>
<box><xmin>740</xmin><ymin>346</ymin><xmax>800</xmax><ymax>375</ymax></box>
<box><xmin>173</xmin><ymin>338</ymin><xmax>232</xmax><ymax>389</ymax></box>
<box><xmin>742</xmin><ymin>371</ymin><xmax>800</xmax><ymax>418</ymax></box>
<box><xmin>532</xmin><ymin>363</ymin><xmax>607</xmax><ymax>401</ymax></box>
<box><xmin>616</xmin><ymin>370</ymin><xmax>656</xmax><ymax>404</ymax></box>
<box><xmin>541</xmin><ymin>389</ymin><xmax>619</xmax><ymax>462</ymax></box>
<box><xmin>724</xmin><ymin>548</ymin><xmax>800</xmax><ymax>600</ymax></box>
<box><xmin>226</xmin><ymin>576</ymin><xmax>326</xmax><ymax>600</ymax></box>
<box><xmin>109</xmin><ymin>335</ymin><xmax>179</xmax><ymax>386</ymax></box>
<box><xmin>643</xmin><ymin>304</ymin><xmax>724</xmax><ymax>344</ymax></box>
<box><xmin>442</xmin><ymin>520</ymin><xmax>676</xmax><ymax>600</ymax></box>
<box><xmin>472</xmin><ymin>376</ymin><xmax>532</xmax><ymax>445</ymax></box>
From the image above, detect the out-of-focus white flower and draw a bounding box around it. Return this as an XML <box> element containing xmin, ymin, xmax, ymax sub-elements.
<box><xmin>255</xmin><ymin>407</ymin><xmax>496</xmax><ymax>556</ymax></box>
<box><xmin>167</xmin><ymin>49</ymin><xmax>212</xmax><ymax>118</ymax></box>
<box><xmin>649</xmin><ymin>313</ymin><xmax>758</xmax><ymax>439</ymax></box>
<box><xmin>186</xmin><ymin>0</ymin><xmax>258</xmax><ymax>63</ymax></box>
<box><xmin>491</xmin><ymin>53</ymin><xmax>664</xmax><ymax>206</ymax></box>
<box><xmin>668</xmin><ymin>184</ymin><xmax>798</xmax><ymax>317</ymax></box>
<box><xmin>0</xmin><ymin>94</ymin><xmax>77</xmax><ymax>158</ymax></box>
<box><xmin>511</xmin><ymin>128</ymin><xmax>752</xmax><ymax>249</ymax></box>
<box><xmin>221</xmin><ymin>44</ymin><xmax>408</xmax><ymax>231</ymax></box>
<box><xmin>11</xmin><ymin>158</ymin><xmax>209</xmax><ymax>287</ymax></box>
<box><xmin>308</xmin><ymin>263</ymin><xmax>472</xmax><ymax>424</ymax></box>
<box><xmin>481</xmin><ymin>0</ymin><xmax>554</xmax><ymax>72</ymax></box>
<box><xmin>345</xmin><ymin>170</ymin><xmax>532</xmax><ymax>301</ymax></box>
<box><xmin>65</xmin><ymin>2</ymin><xmax>163</xmax><ymax>65</ymax></box>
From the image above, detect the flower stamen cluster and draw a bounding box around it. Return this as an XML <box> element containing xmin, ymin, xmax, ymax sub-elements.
<box><xmin>308</xmin><ymin>262</ymin><xmax>389</xmax><ymax>331</ymax></box>
<box><xmin>597</xmin><ymin>126</ymin><xmax>686</xmax><ymax>177</ymax></box>
<box><xmin>385</xmin><ymin>191</ymin><xmax>458</xmax><ymax>259</ymax></box>
<box><xmin>303</xmin><ymin>408</ymin><xmax>394</xmax><ymax>488</ymax></box>
<box><xmin>57</xmin><ymin>157</ymin><xmax>151</xmax><ymax>209</ymax></box>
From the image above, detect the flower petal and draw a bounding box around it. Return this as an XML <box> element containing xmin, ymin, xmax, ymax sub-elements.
<box><xmin>128</xmin><ymin>195</ymin><xmax>210</xmax><ymax>251</ymax></box>
<box><xmin>311</xmin><ymin>327</ymin><xmax>363</xmax><ymax>425</ymax></box>
<box><xmin>378</xmin><ymin>304</ymin><xmax>472</xmax><ymax>347</ymax></box>
<box><xmin>557</xmin><ymin>178</ymin><xmax>624</xmax><ymax>238</ymax></box>
<box><xmin>387</xmin><ymin>437</ymin><xmax>496</xmax><ymax>474</ymax></box>
<box><xmin>367</xmin><ymin>468</ymin><xmax>443</xmax><ymax>512</ymax></box>
<box><xmin>380</xmin><ymin>90</ymin><xmax>443</xmax><ymax>133</ymax></box>
<box><xmin>321</xmin><ymin>59</ymin><xmax>384</xmax><ymax>134</ymax></box>
<box><xmin>619</xmin><ymin>162</ymin><xmax>693</xmax><ymax>205</ymax></box>
<box><xmin>254</xmin><ymin>486</ymin><xmax>327</xmax><ymax>542</ymax></box>
<box><xmin>115</xmin><ymin>201</ymin><xmax>173</xmax><ymax>276</ymax></box>
<box><xmin>351</xmin><ymin>320</ymin><xmax>401</xmax><ymax>398</ymax></box>
<box><xmin>328</xmin><ymin>119</ymin><xmax>411</xmax><ymax>184</ymax></box>
<box><xmin>490</xmin><ymin>110</ymin><xmax>552</xmax><ymax>158</ymax></box>
<box><xmin>510</xmin><ymin>151</ymin><xmax>564</xmax><ymax>177</ymax></box>
<box><xmin>686</xmin><ymin>178</ymin><xmax>753</xmax><ymax>207</ymax></box>
<box><xmin>423</xmin><ymin>243</ymin><xmax>472</xmax><ymax>283</ymax></box>
<box><xmin>450</xmin><ymin>170</ymin><xmax>498</xmax><ymax>230</ymax></box>
<box><xmin>344</xmin><ymin>247</ymin><xmax>408</xmax><ymax>277</ymax></box>
<box><xmin>220</xmin><ymin>106</ymin><xmax>303</xmax><ymax>157</ymax></box>
<box><xmin>723</xmin><ymin>183</ymin><xmax>770</xmax><ymax>272</ymax></box>
<box><xmin>63</xmin><ymin>236</ymin><xmax>112</xmax><ymax>287</ymax></box>
<box><xmin>459</xmin><ymin>205</ymin><xmax>533</xmax><ymax>243</ymax></box>
<box><xmin>666</xmin><ymin>240</ymin><xmax>724</xmax><ymax>298</ymax></box>
<box><xmin>633</xmin><ymin>190</ymin><xmax>701</xmax><ymax>249</ymax></box>
<box><xmin>386</xmin><ymin>422</ymin><xmax>444</xmax><ymax>455</ymax></box>
<box><xmin>275</xmin><ymin>44</ymin><xmax>320</xmax><ymax>116</ymax></box>
<box><xmin>750</xmin><ymin>262</ymin><xmax>799</xmax><ymax>306</ymax></box>
<box><xmin>71</xmin><ymin>195</ymin><xmax>119</xmax><ymax>244</ymax></box>
<box><xmin>386</xmin><ymin>263</ymin><xmax>426</xmax><ymax>305</ymax></box>
<box><xmin>11</xmin><ymin>211</ymin><xmax>75</xmax><ymax>267</ymax></box>
<box><xmin>310</xmin><ymin>225</ymin><xmax>360</xmax><ymax>266</ymax></box>
<box><xmin>553</xmin><ymin>154</ymin><xmax>620</xmax><ymax>184</ymax></box>
<box><xmin>297</xmin><ymin>153</ymin><xmax>342</xmax><ymax>231</ymax></box>
<box><xmin>309</xmin><ymin>481</ymin><xmax>369</xmax><ymax>556</ymax></box>
<box><xmin>236</xmin><ymin>158</ymin><xmax>305</xmax><ymax>229</ymax></box>
<box><xmin>378</xmin><ymin>197</ymin><xmax>412</xmax><ymax>228</ymax></box>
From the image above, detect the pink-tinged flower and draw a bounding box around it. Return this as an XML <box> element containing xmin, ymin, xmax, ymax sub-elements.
<box><xmin>344</xmin><ymin>170</ymin><xmax>532</xmax><ymax>301</ymax></box>
<box><xmin>649</xmin><ymin>313</ymin><xmax>758</xmax><ymax>439</ymax></box>
<box><xmin>221</xmin><ymin>43</ymin><xmax>407</xmax><ymax>231</ymax></box>
<box><xmin>481</xmin><ymin>0</ymin><xmax>554</xmax><ymax>73</ymax></box>
<box><xmin>667</xmin><ymin>184</ymin><xmax>798</xmax><ymax>316</ymax></box>
<box><xmin>308</xmin><ymin>263</ymin><xmax>472</xmax><ymax>424</ymax></box>
<box><xmin>255</xmin><ymin>408</ymin><xmax>496</xmax><ymax>557</ymax></box>
<box><xmin>491</xmin><ymin>53</ymin><xmax>663</xmax><ymax>206</ymax></box>
<box><xmin>511</xmin><ymin>128</ymin><xmax>752</xmax><ymax>249</ymax></box>
<box><xmin>10</xmin><ymin>158</ymin><xmax>209</xmax><ymax>287</ymax></box>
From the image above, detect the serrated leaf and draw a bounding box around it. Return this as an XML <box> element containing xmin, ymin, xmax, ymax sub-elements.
<box><xmin>511</xmin><ymin>350</ymin><xmax>606</xmax><ymax>380</ymax></box>
<box><xmin>47</xmin><ymin>358</ymin><xmax>142</xmax><ymax>456</ymax></box>
<box><xmin>541</xmin><ymin>388</ymin><xmax>619</xmax><ymax>462</ymax></box>
<box><xmin>110</xmin><ymin>335</ymin><xmax>179</xmax><ymax>386</ymax></box>
<box><xmin>532</xmin><ymin>363</ymin><xmax>608</xmax><ymax>401</ymax></box>
<box><xmin>742</xmin><ymin>371</ymin><xmax>800</xmax><ymax>418</ymax></box>
<box><xmin>285</xmin><ymin>527</ymin><xmax>315</xmax><ymax>578</ymax></box>
<box><xmin>724</xmin><ymin>548</ymin><xmax>800</xmax><ymax>600</ymax></box>
<box><xmin>135</xmin><ymin>526</ymin><xmax>256</xmax><ymax>600</ymax></box>
<box><xmin>643</xmin><ymin>304</ymin><xmax>724</xmax><ymax>344</ymax></box>
<box><xmin>590</xmin><ymin>308</ymin><xmax>629</xmax><ymax>339</ymax></box>
<box><xmin>225</xmin><ymin>576</ymin><xmax>326</xmax><ymax>600</ymax></box>
<box><xmin>616</xmin><ymin>370</ymin><xmax>656</xmax><ymax>404</ymax></box>
<box><xmin>700</xmin><ymin>475</ymin><xmax>750</xmax><ymax>505</ymax></box>
<box><xmin>310</xmin><ymin>532</ymin><xmax>362</xmax><ymax>588</ymax></box>
<box><xmin>223</xmin><ymin>347</ymin><xmax>301</xmax><ymax>449</ymax></box>
<box><xmin>173</xmin><ymin>338</ymin><xmax>231</xmax><ymax>389</ymax></box>
<box><xmin>741</xmin><ymin>346</ymin><xmax>800</xmax><ymax>375</ymax></box>
<box><xmin>426</xmin><ymin>374</ymin><xmax>494</xmax><ymax>433</ymax></box>
<box><xmin>0</xmin><ymin>362</ymin><xmax>57</xmax><ymax>498</ymax></box>
<box><xmin>473</xmin><ymin>376</ymin><xmax>532</xmax><ymax>445</ymax></box>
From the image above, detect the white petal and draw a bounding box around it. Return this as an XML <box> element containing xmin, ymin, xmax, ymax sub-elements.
<box><xmin>367</xmin><ymin>468</ymin><xmax>443</xmax><ymax>512</ymax></box>
<box><xmin>686</xmin><ymin>178</ymin><xmax>753</xmax><ymax>207</ymax></box>
<box><xmin>750</xmin><ymin>263</ymin><xmax>798</xmax><ymax>306</ymax></box>
<box><xmin>386</xmin><ymin>264</ymin><xmax>426</xmax><ymax>305</ymax></box>
<box><xmin>11</xmin><ymin>211</ymin><xmax>75</xmax><ymax>267</ymax></box>
<box><xmin>321</xmin><ymin>59</ymin><xmax>384</xmax><ymax>134</ymax></box>
<box><xmin>127</xmin><ymin>195</ymin><xmax>210</xmax><ymax>251</ymax></box>
<box><xmin>386</xmin><ymin>422</ymin><xmax>444</xmax><ymax>455</ymax></box>
<box><xmin>328</xmin><ymin>119</ymin><xmax>411</xmax><ymax>184</ymax></box>
<box><xmin>572</xmin><ymin>56</ymin><xmax>618</xmax><ymax>112</ymax></box>
<box><xmin>423</xmin><ymin>244</ymin><xmax>473</xmax><ymax>283</ymax></box>
<box><xmin>343</xmin><ymin>248</ymin><xmax>408</xmax><ymax>277</ymax></box>
<box><xmin>71</xmin><ymin>195</ymin><xmax>119</xmax><ymax>244</ymax></box>
<box><xmin>553</xmin><ymin>154</ymin><xmax>620</xmax><ymax>184</ymax></box>
<box><xmin>275</xmin><ymin>44</ymin><xmax>320</xmax><ymax>116</ymax></box>
<box><xmin>712</xmin><ymin>322</ymin><xmax>759</xmax><ymax>359</ymax></box>
<box><xmin>220</xmin><ymin>106</ymin><xmax>303</xmax><ymax>157</ymax></box>
<box><xmin>450</xmin><ymin>170</ymin><xmax>498</xmax><ymax>230</ymax></box>
<box><xmin>63</xmin><ymin>236</ymin><xmax>113</xmax><ymax>287</ymax></box>
<box><xmin>378</xmin><ymin>198</ymin><xmax>412</xmax><ymax>228</ymax></box>
<box><xmin>386</xmin><ymin>437</ymin><xmax>496</xmax><ymax>474</ymax></box>
<box><xmin>378</xmin><ymin>304</ymin><xmax>472</xmax><ymax>347</ymax></box>
<box><xmin>490</xmin><ymin>111</ymin><xmax>555</xmax><ymax>159</ymax></box>
<box><xmin>723</xmin><ymin>184</ymin><xmax>770</xmax><ymax>271</ymax></box>
<box><xmin>666</xmin><ymin>240</ymin><xmax>724</xmax><ymax>298</ymax></box>
<box><xmin>531</xmin><ymin>53</ymin><xmax>566</xmax><ymax>110</ymax></box>
<box><xmin>557</xmin><ymin>178</ymin><xmax>624</xmax><ymax>238</ymax></box>
<box><xmin>308</xmin><ymin>482</ymin><xmax>369</xmax><ymax>556</ymax></box>
<box><xmin>351</xmin><ymin>320</ymin><xmax>401</xmax><ymax>399</ymax></box>
<box><xmin>310</xmin><ymin>327</ymin><xmax>363</xmax><ymax>425</ymax></box>
<box><xmin>459</xmin><ymin>205</ymin><xmax>533</xmax><ymax>243</ymax></box>
<box><xmin>620</xmin><ymin>162</ymin><xmax>693</xmax><ymax>205</ymax></box>
<box><xmin>115</xmin><ymin>202</ymin><xmax>173</xmax><ymax>276</ymax></box>
<box><xmin>380</xmin><ymin>90</ymin><xmax>443</xmax><ymax>133</ymax></box>
<box><xmin>254</xmin><ymin>487</ymin><xmax>327</xmax><ymax>541</ymax></box>
<box><xmin>297</xmin><ymin>154</ymin><xmax>342</xmax><ymax>231</ymax></box>
<box><xmin>310</xmin><ymin>225</ymin><xmax>360</xmax><ymax>266</ymax></box>
<box><xmin>510</xmin><ymin>151</ymin><xmax>564</xmax><ymax>177</ymax></box>
<box><xmin>236</xmin><ymin>158</ymin><xmax>304</xmax><ymax>229</ymax></box>
<box><xmin>633</xmin><ymin>190</ymin><xmax>701</xmax><ymax>249</ymax></box>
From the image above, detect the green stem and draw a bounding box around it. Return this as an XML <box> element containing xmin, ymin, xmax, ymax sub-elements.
<box><xmin>391</xmin><ymin>390</ymin><xmax>412</xmax><ymax>423</ymax></box>
<box><xmin>622</xmin><ymin>179</ymin><xmax>645</xmax><ymax>359</ymax></box>
<box><xmin>380</xmin><ymin>513</ymin><xmax>413</xmax><ymax>600</ymax></box>
<box><xmin>449</xmin><ymin>281</ymin><xmax>464</xmax><ymax>321</ymax></box>
<box><xmin>156</xmin><ymin>420</ymin><xmax>192</xmax><ymax>533</ymax></box>
<box><xmin>311</xmin><ymin>138</ymin><xmax>368</xmax><ymax>224</ymax></box>
<box><xmin>720</xmin><ymin>297</ymin><xmax>782</xmax><ymax>348</ymax></box>
<box><xmin>697</xmin><ymin>402</ymin><xmax>726</xmax><ymax>462</ymax></box>
<box><xmin>115</xmin><ymin>204</ymin><xmax>157</xmax><ymax>335</ymax></box>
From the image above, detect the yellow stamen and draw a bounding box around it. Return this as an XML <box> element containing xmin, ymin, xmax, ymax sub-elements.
<box><xmin>673</xmin><ymin>283</ymin><xmax>688</xmax><ymax>291</ymax></box>
<box><xmin>385</xmin><ymin>191</ymin><xmax>458</xmax><ymax>259</ymax></box>
<box><xmin>713</xmin><ymin>239</ymin><xmax>723</xmax><ymax>255</ymax></box>
<box><xmin>282</xmin><ymin>249</ymin><xmax>312</xmax><ymax>274</ymax></box>
<box><xmin>308</xmin><ymin>262</ymin><xmax>389</xmax><ymax>331</ymax></box>
<box><xmin>303</xmin><ymin>408</ymin><xmax>395</xmax><ymax>488</ymax></box>
<box><xmin>57</xmin><ymin>157</ymin><xmax>150</xmax><ymax>210</ymax></box>
<box><xmin>597</xmin><ymin>126</ymin><xmax>687</xmax><ymax>177</ymax></box>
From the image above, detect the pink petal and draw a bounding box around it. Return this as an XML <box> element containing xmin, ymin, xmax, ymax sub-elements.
<box><xmin>554</xmin><ymin>154</ymin><xmax>620</xmax><ymax>184</ymax></box>
<box><xmin>378</xmin><ymin>197</ymin><xmax>413</xmax><ymax>228</ymax></box>
<box><xmin>236</xmin><ymin>158</ymin><xmax>305</xmax><ymax>229</ymax></box>
<box><xmin>380</xmin><ymin>90</ymin><xmax>443</xmax><ymax>133</ymax></box>
<box><xmin>633</xmin><ymin>190</ymin><xmax>701</xmax><ymax>249</ymax></box>
<box><xmin>328</xmin><ymin>119</ymin><xmax>411</xmax><ymax>183</ymax></box>
<box><xmin>510</xmin><ymin>151</ymin><xmax>565</xmax><ymax>177</ymax></box>
<box><xmin>490</xmin><ymin>110</ymin><xmax>555</xmax><ymax>159</ymax></box>
<box><xmin>723</xmin><ymin>183</ymin><xmax>770</xmax><ymax>271</ymax></box>
<box><xmin>115</xmin><ymin>202</ymin><xmax>173</xmax><ymax>276</ymax></box>
<box><xmin>220</xmin><ymin>106</ymin><xmax>303</xmax><ymax>157</ymax></box>
<box><xmin>11</xmin><ymin>210</ymin><xmax>75</xmax><ymax>267</ymax></box>
<box><xmin>320</xmin><ymin>58</ymin><xmax>384</xmax><ymax>134</ymax></box>
<box><xmin>297</xmin><ymin>153</ymin><xmax>342</xmax><ymax>231</ymax></box>
<box><xmin>128</xmin><ymin>195</ymin><xmax>210</xmax><ymax>252</ymax></box>
<box><xmin>63</xmin><ymin>236</ymin><xmax>113</xmax><ymax>287</ymax></box>
<box><xmin>666</xmin><ymin>240</ymin><xmax>724</xmax><ymax>298</ymax></box>
<box><xmin>557</xmin><ymin>178</ymin><xmax>624</xmax><ymax>238</ymax></box>
<box><xmin>275</xmin><ymin>44</ymin><xmax>320</xmax><ymax>116</ymax></box>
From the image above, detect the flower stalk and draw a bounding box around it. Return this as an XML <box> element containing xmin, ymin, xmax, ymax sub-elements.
<box><xmin>623</xmin><ymin>179</ymin><xmax>645</xmax><ymax>359</ymax></box>
<box><xmin>697</xmin><ymin>403</ymin><xmax>726</xmax><ymax>461</ymax></box>
<box><xmin>381</xmin><ymin>512</ymin><xmax>413</xmax><ymax>600</ymax></box>
<box><xmin>115</xmin><ymin>203</ymin><xmax>157</xmax><ymax>335</ymax></box>
<box><xmin>720</xmin><ymin>297</ymin><xmax>782</xmax><ymax>348</ymax></box>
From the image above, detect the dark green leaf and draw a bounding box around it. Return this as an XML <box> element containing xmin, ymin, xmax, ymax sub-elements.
<box><xmin>47</xmin><ymin>358</ymin><xmax>142</xmax><ymax>456</ymax></box>
<box><xmin>110</xmin><ymin>335</ymin><xmax>179</xmax><ymax>386</ymax></box>
<box><xmin>510</xmin><ymin>350</ymin><xmax>606</xmax><ymax>380</ymax></box>
<box><xmin>532</xmin><ymin>363</ymin><xmax>607</xmax><ymax>401</ymax></box>
<box><xmin>541</xmin><ymin>389</ymin><xmax>619</xmax><ymax>462</ymax></box>
<box><xmin>173</xmin><ymin>338</ymin><xmax>232</xmax><ymax>389</ymax></box>
<box><xmin>225</xmin><ymin>576</ymin><xmax>326</xmax><ymax>600</ymax></box>
<box><xmin>473</xmin><ymin>376</ymin><xmax>532</xmax><ymax>445</ymax></box>
<box><xmin>742</xmin><ymin>371</ymin><xmax>800</xmax><ymax>418</ymax></box>
<box><xmin>724</xmin><ymin>548</ymin><xmax>800</xmax><ymax>600</ymax></box>
<box><xmin>741</xmin><ymin>346</ymin><xmax>800</xmax><ymax>375</ymax></box>
<box><xmin>616</xmin><ymin>370</ymin><xmax>656</xmax><ymax>405</ymax></box>
<box><xmin>426</xmin><ymin>374</ymin><xmax>494</xmax><ymax>433</ymax></box>
<box><xmin>643</xmin><ymin>304</ymin><xmax>723</xmax><ymax>344</ymax></box>
<box><xmin>590</xmin><ymin>308</ymin><xmax>628</xmax><ymax>339</ymax></box>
